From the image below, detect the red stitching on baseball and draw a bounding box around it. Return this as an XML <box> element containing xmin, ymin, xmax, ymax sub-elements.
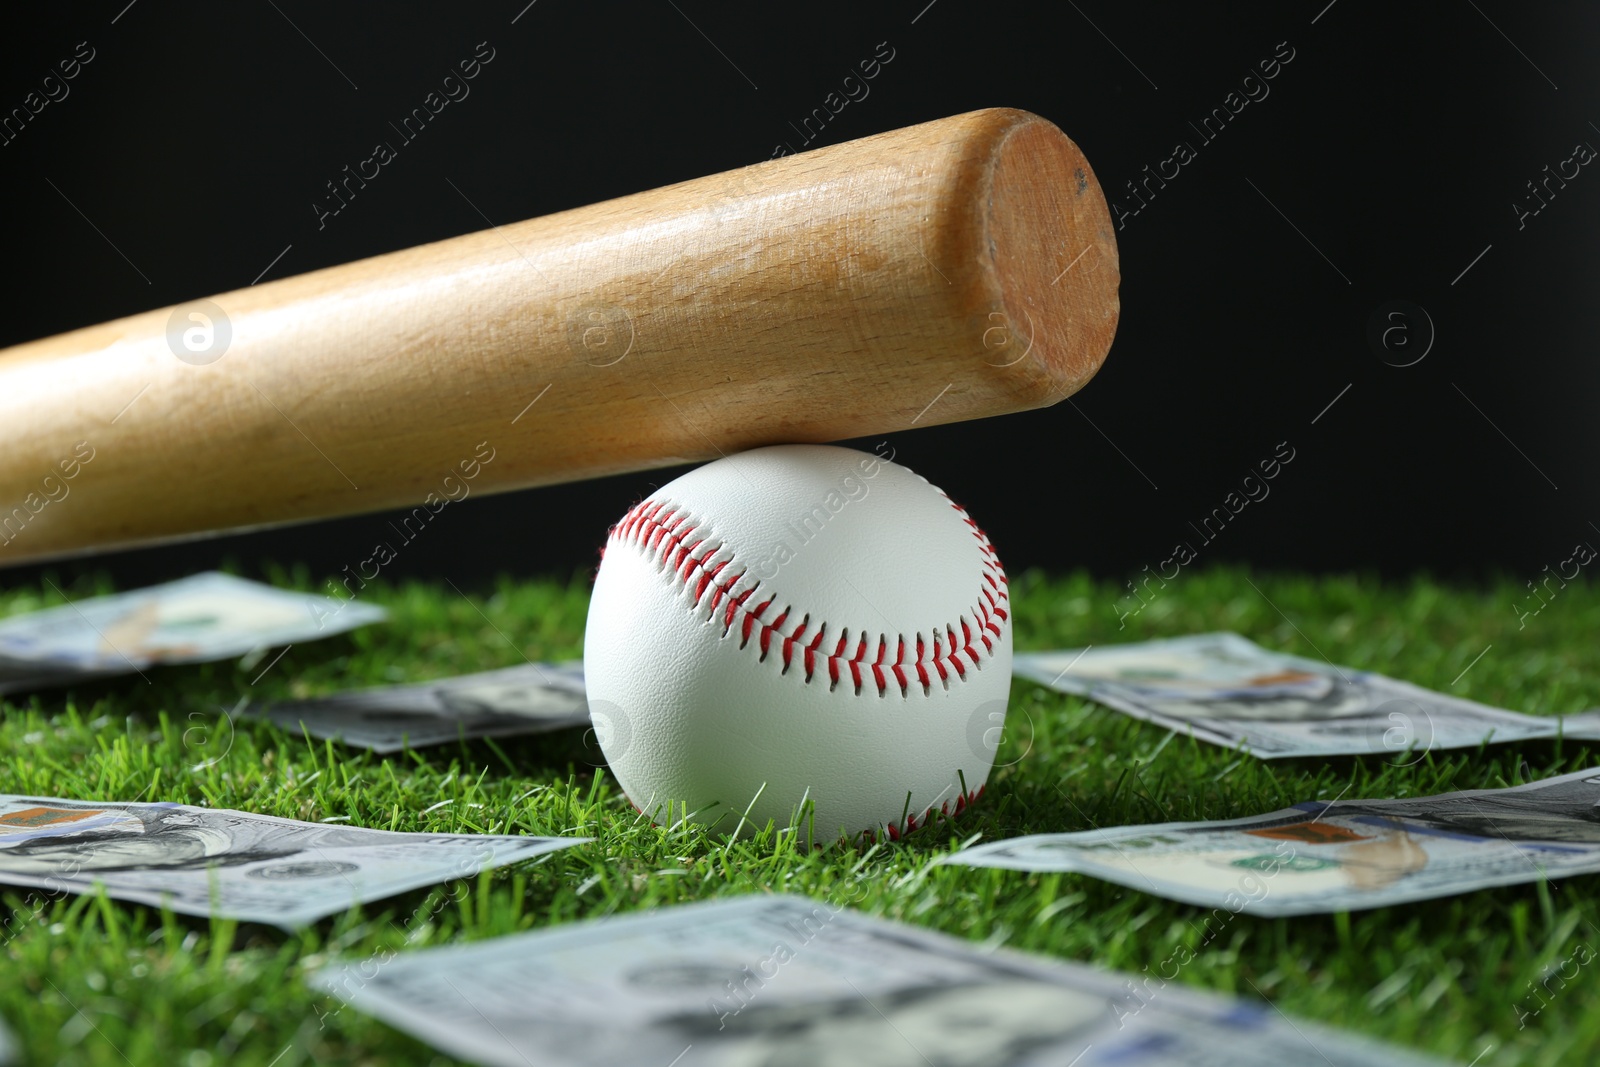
<box><xmin>608</xmin><ymin>489</ymin><xmax>1008</xmax><ymax>698</ymax></box>
<box><xmin>864</xmin><ymin>783</ymin><xmax>987</xmax><ymax>843</ymax></box>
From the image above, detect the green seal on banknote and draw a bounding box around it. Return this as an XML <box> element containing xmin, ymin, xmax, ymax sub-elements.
<box><xmin>1229</xmin><ymin>853</ymin><xmax>1340</xmax><ymax>872</ymax></box>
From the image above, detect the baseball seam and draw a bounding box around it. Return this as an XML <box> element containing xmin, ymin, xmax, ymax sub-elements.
<box><xmin>606</xmin><ymin>494</ymin><xmax>1008</xmax><ymax>698</ymax></box>
<box><xmin>870</xmin><ymin>783</ymin><xmax>988</xmax><ymax>843</ymax></box>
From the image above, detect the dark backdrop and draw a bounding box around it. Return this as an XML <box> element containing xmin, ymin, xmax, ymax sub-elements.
<box><xmin>2</xmin><ymin>1</ymin><xmax>1596</xmax><ymax>596</ymax></box>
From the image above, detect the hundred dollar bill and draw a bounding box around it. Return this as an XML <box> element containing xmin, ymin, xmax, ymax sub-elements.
<box><xmin>0</xmin><ymin>572</ymin><xmax>386</xmax><ymax>693</ymax></box>
<box><xmin>1013</xmin><ymin>632</ymin><xmax>1558</xmax><ymax>758</ymax></box>
<box><xmin>312</xmin><ymin>893</ymin><xmax>1453</xmax><ymax>1067</ymax></box>
<box><xmin>1556</xmin><ymin>708</ymin><xmax>1600</xmax><ymax>740</ymax></box>
<box><xmin>0</xmin><ymin>795</ymin><xmax>586</xmax><ymax>928</ymax></box>
<box><xmin>944</xmin><ymin>768</ymin><xmax>1600</xmax><ymax>916</ymax></box>
<box><xmin>249</xmin><ymin>661</ymin><xmax>589</xmax><ymax>752</ymax></box>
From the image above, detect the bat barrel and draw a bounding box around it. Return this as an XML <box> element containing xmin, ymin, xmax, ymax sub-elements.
<box><xmin>0</xmin><ymin>107</ymin><xmax>1118</xmax><ymax>566</ymax></box>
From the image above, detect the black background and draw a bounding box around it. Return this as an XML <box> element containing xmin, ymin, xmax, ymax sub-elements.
<box><xmin>2</xmin><ymin>1</ymin><xmax>1596</xmax><ymax>597</ymax></box>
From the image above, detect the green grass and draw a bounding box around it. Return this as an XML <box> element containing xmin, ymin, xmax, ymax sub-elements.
<box><xmin>2</xmin><ymin>565</ymin><xmax>1599</xmax><ymax>1066</ymax></box>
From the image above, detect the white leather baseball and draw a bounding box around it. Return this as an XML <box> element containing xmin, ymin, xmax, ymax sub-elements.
<box><xmin>583</xmin><ymin>444</ymin><xmax>1012</xmax><ymax>842</ymax></box>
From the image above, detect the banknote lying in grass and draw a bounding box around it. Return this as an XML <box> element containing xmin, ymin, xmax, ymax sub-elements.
<box><xmin>945</xmin><ymin>768</ymin><xmax>1600</xmax><ymax>917</ymax></box>
<box><xmin>0</xmin><ymin>796</ymin><xmax>585</xmax><ymax>927</ymax></box>
<box><xmin>248</xmin><ymin>662</ymin><xmax>589</xmax><ymax>752</ymax></box>
<box><xmin>1556</xmin><ymin>708</ymin><xmax>1600</xmax><ymax>741</ymax></box>
<box><xmin>1013</xmin><ymin>632</ymin><xmax>1559</xmax><ymax>758</ymax></box>
<box><xmin>312</xmin><ymin>894</ymin><xmax>1451</xmax><ymax>1067</ymax></box>
<box><xmin>0</xmin><ymin>572</ymin><xmax>386</xmax><ymax>694</ymax></box>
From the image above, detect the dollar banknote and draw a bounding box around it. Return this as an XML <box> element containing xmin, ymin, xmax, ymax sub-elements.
<box><xmin>312</xmin><ymin>893</ymin><xmax>1452</xmax><ymax>1066</ymax></box>
<box><xmin>0</xmin><ymin>795</ymin><xmax>586</xmax><ymax>927</ymax></box>
<box><xmin>944</xmin><ymin>767</ymin><xmax>1600</xmax><ymax>916</ymax></box>
<box><xmin>0</xmin><ymin>572</ymin><xmax>386</xmax><ymax>693</ymax></box>
<box><xmin>249</xmin><ymin>661</ymin><xmax>589</xmax><ymax>752</ymax></box>
<box><xmin>1556</xmin><ymin>708</ymin><xmax>1600</xmax><ymax>740</ymax></box>
<box><xmin>1013</xmin><ymin>632</ymin><xmax>1559</xmax><ymax>758</ymax></box>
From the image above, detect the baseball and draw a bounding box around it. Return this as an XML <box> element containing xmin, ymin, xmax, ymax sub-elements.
<box><xmin>583</xmin><ymin>444</ymin><xmax>1012</xmax><ymax>843</ymax></box>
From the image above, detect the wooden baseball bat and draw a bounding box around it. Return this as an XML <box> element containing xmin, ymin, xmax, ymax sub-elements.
<box><xmin>0</xmin><ymin>107</ymin><xmax>1118</xmax><ymax>567</ymax></box>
